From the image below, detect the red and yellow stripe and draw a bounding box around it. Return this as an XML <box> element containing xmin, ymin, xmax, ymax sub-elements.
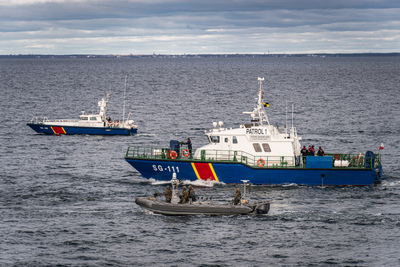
<box><xmin>191</xmin><ymin>162</ymin><xmax>219</xmax><ymax>182</ymax></box>
<box><xmin>51</xmin><ymin>126</ymin><xmax>66</xmax><ymax>135</ymax></box>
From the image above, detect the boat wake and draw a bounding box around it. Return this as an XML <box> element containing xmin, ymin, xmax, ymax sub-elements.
<box><xmin>183</xmin><ymin>179</ymin><xmax>225</xmax><ymax>187</ymax></box>
<box><xmin>149</xmin><ymin>178</ymin><xmax>224</xmax><ymax>187</ymax></box>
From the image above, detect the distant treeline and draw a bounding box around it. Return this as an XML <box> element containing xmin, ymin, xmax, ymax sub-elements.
<box><xmin>1</xmin><ymin>53</ymin><xmax>399</xmax><ymax>59</ymax></box>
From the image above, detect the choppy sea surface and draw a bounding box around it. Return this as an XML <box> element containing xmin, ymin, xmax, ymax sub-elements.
<box><xmin>1</xmin><ymin>57</ymin><xmax>399</xmax><ymax>266</ymax></box>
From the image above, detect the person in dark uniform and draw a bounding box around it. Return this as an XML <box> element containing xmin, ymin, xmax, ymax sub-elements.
<box><xmin>301</xmin><ymin>145</ymin><xmax>308</xmax><ymax>164</ymax></box>
<box><xmin>233</xmin><ymin>188</ymin><xmax>241</xmax><ymax>205</ymax></box>
<box><xmin>308</xmin><ymin>145</ymin><xmax>315</xmax><ymax>156</ymax></box>
<box><xmin>188</xmin><ymin>185</ymin><xmax>196</xmax><ymax>203</ymax></box>
<box><xmin>182</xmin><ymin>138</ymin><xmax>192</xmax><ymax>158</ymax></box>
<box><xmin>317</xmin><ymin>147</ymin><xmax>325</xmax><ymax>156</ymax></box>
<box><xmin>164</xmin><ymin>185</ymin><xmax>172</xmax><ymax>203</ymax></box>
<box><xmin>181</xmin><ymin>186</ymin><xmax>189</xmax><ymax>204</ymax></box>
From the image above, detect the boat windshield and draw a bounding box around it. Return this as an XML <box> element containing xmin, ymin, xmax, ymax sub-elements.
<box><xmin>210</xmin><ymin>136</ymin><xmax>220</xmax><ymax>143</ymax></box>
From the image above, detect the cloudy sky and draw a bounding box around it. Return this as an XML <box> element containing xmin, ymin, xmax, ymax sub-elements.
<box><xmin>0</xmin><ymin>0</ymin><xmax>399</xmax><ymax>55</ymax></box>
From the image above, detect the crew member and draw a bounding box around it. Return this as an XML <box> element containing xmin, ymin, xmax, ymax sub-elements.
<box><xmin>308</xmin><ymin>145</ymin><xmax>315</xmax><ymax>156</ymax></box>
<box><xmin>188</xmin><ymin>185</ymin><xmax>196</xmax><ymax>203</ymax></box>
<box><xmin>301</xmin><ymin>145</ymin><xmax>307</xmax><ymax>164</ymax></box>
<box><xmin>317</xmin><ymin>147</ymin><xmax>325</xmax><ymax>156</ymax></box>
<box><xmin>181</xmin><ymin>186</ymin><xmax>189</xmax><ymax>204</ymax></box>
<box><xmin>233</xmin><ymin>188</ymin><xmax>241</xmax><ymax>205</ymax></box>
<box><xmin>164</xmin><ymin>185</ymin><xmax>172</xmax><ymax>203</ymax></box>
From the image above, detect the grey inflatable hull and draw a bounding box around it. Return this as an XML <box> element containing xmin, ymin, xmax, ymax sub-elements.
<box><xmin>135</xmin><ymin>197</ymin><xmax>270</xmax><ymax>216</ymax></box>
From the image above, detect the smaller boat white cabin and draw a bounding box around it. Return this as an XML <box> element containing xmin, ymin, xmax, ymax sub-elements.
<box><xmin>29</xmin><ymin>93</ymin><xmax>138</xmax><ymax>130</ymax></box>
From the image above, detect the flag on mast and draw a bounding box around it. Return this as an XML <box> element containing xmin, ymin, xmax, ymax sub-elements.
<box><xmin>379</xmin><ymin>142</ymin><xmax>384</xmax><ymax>150</ymax></box>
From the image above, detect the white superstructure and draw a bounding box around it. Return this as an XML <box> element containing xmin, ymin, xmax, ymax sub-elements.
<box><xmin>193</xmin><ymin>77</ymin><xmax>302</xmax><ymax>167</ymax></box>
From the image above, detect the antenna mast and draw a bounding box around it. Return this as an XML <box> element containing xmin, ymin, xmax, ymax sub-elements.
<box><xmin>123</xmin><ymin>74</ymin><xmax>127</xmax><ymax>123</ymax></box>
<box><xmin>243</xmin><ymin>77</ymin><xmax>270</xmax><ymax>125</ymax></box>
<box><xmin>292</xmin><ymin>104</ymin><xmax>294</xmax><ymax>128</ymax></box>
<box><xmin>285</xmin><ymin>101</ymin><xmax>288</xmax><ymax>129</ymax></box>
<box><xmin>257</xmin><ymin>77</ymin><xmax>270</xmax><ymax>125</ymax></box>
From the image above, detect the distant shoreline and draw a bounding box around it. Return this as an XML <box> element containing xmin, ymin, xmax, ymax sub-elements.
<box><xmin>0</xmin><ymin>53</ymin><xmax>399</xmax><ymax>59</ymax></box>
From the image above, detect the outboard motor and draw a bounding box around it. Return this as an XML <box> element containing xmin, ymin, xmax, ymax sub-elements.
<box><xmin>255</xmin><ymin>202</ymin><xmax>270</xmax><ymax>214</ymax></box>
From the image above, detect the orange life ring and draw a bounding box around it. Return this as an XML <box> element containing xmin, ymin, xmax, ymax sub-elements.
<box><xmin>182</xmin><ymin>149</ymin><xmax>190</xmax><ymax>157</ymax></box>
<box><xmin>169</xmin><ymin>150</ymin><xmax>178</xmax><ymax>159</ymax></box>
<box><xmin>257</xmin><ymin>159</ymin><xmax>265</xmax><ymax>167</ymax></box>
<box><xmin>353</xmin><ymin>156</ymin><xmax>364</xmax><ymax>165</ymax></box>
<box><xmin>114</xmin><ymin>121</ymin><xmax>119</xmax><ymax>127</ymax></box>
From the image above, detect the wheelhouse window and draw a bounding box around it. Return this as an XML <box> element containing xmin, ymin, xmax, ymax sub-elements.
<box><xmin>233</xmin><ymin>136</ymin><xmax>238</xmax><ymax>144</ymax></box>
<box><xmin>210</xmin><ymin>136</ymin><xmax>220</xmax><ymax>143</ymax></box>
<box><xmin>90</xmin><ymin>117</ymin><xmax>97</xmax><ymax>121</ymax></box>
<box><xmin>262</xmin><ymin>143</ymin><xmax>271</xmax><ymax>152</ymax></box>
<box><xmin>81</xmin><ymin>117</ymin><xmax>88</xmax><ymax>121</ymax></box>
<box><xmin>253</xmin><ymin>143</ymin><xmax>262</xmax><ymax>152</ymax></box>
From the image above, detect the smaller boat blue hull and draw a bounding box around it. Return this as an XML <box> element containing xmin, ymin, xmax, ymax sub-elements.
<box><xmin>125</xmin><ymin>158</ymin><xmax>381</xmax><ymax>186</ymax></box>
<box><xmin>27</xmin><ymin>123</ymin><xmax>137</xmax><ymax>135</ymax></box>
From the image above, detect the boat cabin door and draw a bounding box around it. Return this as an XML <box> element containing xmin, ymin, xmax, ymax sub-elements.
<box><xmin>221</xmin><ymin>136</ymin><xmax>232</xmax><ymax>151</ymax></box>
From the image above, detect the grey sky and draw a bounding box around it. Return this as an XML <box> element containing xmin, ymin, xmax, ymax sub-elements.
<box><xmin>0</xmin><ymin>0</ymin><xmax>399</xmax><ymax>54</ymax></box>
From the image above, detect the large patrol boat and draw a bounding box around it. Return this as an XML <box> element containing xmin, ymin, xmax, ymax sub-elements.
<box><xmin>125</xmin><ymin>78</ymin><xmax>386</xmax><ymax>185</ymax></box>
<box><xmin>27</xmin><ymin>94</ymin><xmax>138</xmax><ymax>135</ymax></box>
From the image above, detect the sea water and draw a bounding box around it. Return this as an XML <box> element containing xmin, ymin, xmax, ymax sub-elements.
<box><xmin>1</xmin><ymin>56</ymin><xmax>399</xmax><ymax>266</ymax></box>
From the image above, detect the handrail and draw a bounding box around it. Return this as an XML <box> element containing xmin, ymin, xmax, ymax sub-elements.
<box><xmin>126</xmin><ymin>145</ymin><xmax>378</xmax><ymax>170</ymax></box>
<box><xmin>30</xmin><ymin>116</ymin><xmax>39</xmax><ymax>123</ymax></box>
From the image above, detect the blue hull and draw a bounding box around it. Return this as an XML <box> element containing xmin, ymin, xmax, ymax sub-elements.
<box><xmin>27</xmin><ymin>123</ymin><xmax>137</xmax><ymax>135</ymax></box>
<box><xmin>125</xmin><ymin>158</ymin><xmax>381</xmax><ymax>186</ymax></box>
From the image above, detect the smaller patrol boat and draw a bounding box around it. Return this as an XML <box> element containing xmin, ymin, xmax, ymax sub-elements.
<box><xmin>135</xmin><ymin>174</ymin><xmax>270</xmax><ymax>216</ymax></box>
<box><xmin>27</xmin><ymin>93</ymin><xmax>138</xmax><ymax>135</ymax></box>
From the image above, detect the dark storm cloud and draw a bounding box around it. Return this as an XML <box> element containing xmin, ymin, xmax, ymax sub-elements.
<box><xmin>2</xmin><ymin>1</ymin><xmax>400</xmax><ymax>21</ymax></box>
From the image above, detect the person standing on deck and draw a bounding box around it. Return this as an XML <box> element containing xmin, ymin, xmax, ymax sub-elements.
<box><xmin>317</xmin><ymin>147</ymin><xmax>325</xmax><ymax>156</ymax></box>
<box><xmin>308</xmin><ymin>145</ymin><xmax>315</xmax><ymax>156</ymax></box>
<box><xmin>181</xmin><ymin>186</ymin><xmax>189</xmax><ymax>204</ymax></box>
<box><xmin>188</xmin><ymin>185</ymin><xmax>196</xmax><ymax>203</ymax></box>
<box><xmin>233</xmin><ymin>188</ymin><xmax>241</xmax><ymax>205</ymax></box>
<box><xmin>164</xmin><ymin>185</ymin><xmax>172</xmax><ymax>203</ymax></box>
<box><xmin>301</xmin><ymin>146</ymin><xmax>308</xmax><ymax>164</ymax></box>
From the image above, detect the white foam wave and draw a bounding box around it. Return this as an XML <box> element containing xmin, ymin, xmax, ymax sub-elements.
<box><xmin>149</xmin><ymin>178</ymin><xmax>225</xmax><ymax>187</ymax></box>
<box><xmin>182</xmin><ymin>179</ymin><xmax>225</xmax><ymax>187</ymax></box>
